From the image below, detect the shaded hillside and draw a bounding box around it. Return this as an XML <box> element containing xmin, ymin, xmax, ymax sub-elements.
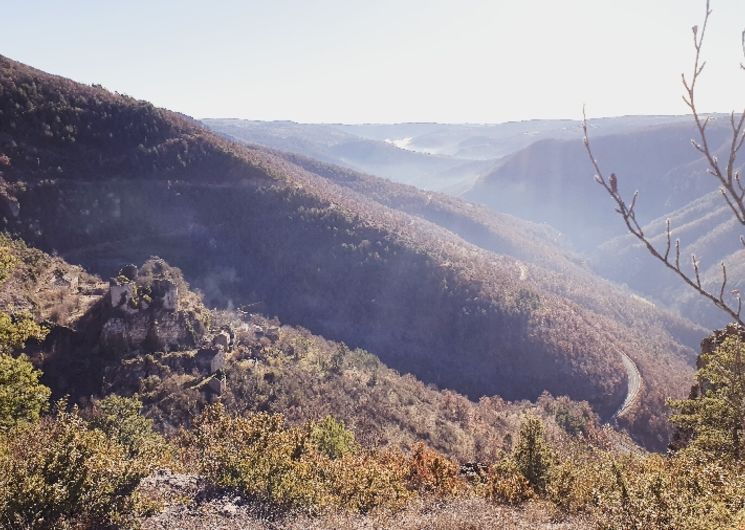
<box><xmin>276</xmin><ymin>149</ymin><xmax>705</xmax><ymax>345</ymax></box>
<box><xmin>464</xmin><ymin>120</ymin><xmax>731</xmax><ymax>250</ymax></box>
<box><xmin>0</xmin><ymin>240</ymin><xmax>619</xmax><ymax>462</ymax></box>
<box><xmin>263</xmin><ymin>151</ymin><xmax>706</xmax><ymax>446</ymax></box>
<box><xmin>0</xmin><ymin>55</ymin><xmax>698</xmax><ymax>446</ymax></box>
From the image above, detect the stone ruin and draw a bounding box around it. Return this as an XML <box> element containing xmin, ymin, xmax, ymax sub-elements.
<box><xmin>109</xmin><ymin>264</ymin><xmax>179</xmax><ymax>314</ymax></box>
<box><xmin>100</xmin><ymin>261</ymin><xmax>206</xmax><ymax>356</ymax></box>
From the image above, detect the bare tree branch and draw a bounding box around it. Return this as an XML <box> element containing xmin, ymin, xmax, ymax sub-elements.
<box><xmin>583</xmin><ymin>0</ymin><xmax>745</xmax><ymax>326</ymax></box>
<box><xmin>583</xmin><ymin>109</ymin><xmax>743</xmax><ymax>325</ymax></box>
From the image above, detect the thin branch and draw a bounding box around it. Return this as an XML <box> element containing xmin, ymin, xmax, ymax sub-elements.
<box><xmin>582</xmin><ymin>1</ymin><xmax>745</xmax><ymax>326</ymax></box>
<box><xmin>682</xmin><ymin>1</ymin><xmax>745</xmax><ymax>224</ymax></box>
<box><xmin>582</xmin><ymin>109</ymin><xmax>744</xmax><ymax>326</ymax></box>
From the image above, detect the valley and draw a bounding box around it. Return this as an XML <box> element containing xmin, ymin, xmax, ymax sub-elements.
<box><xmin>0</xmin><ymin>54</ymin><xmax>711</xmax><ymax>450</ymax></box>
<box><xmin>0</xmin><ymin>18</ymin><xmax>743</xmax><ymax>525</ymax></box>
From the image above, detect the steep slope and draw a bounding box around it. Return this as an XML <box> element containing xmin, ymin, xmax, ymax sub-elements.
<box><xmin>463</xmin><ymin>121</ymin><xmax>731</xmax><ymax>251</ymax></box>
<box><xmin>276</xmin><ymin>152</ymin><xmax>708</xmax><ymax>445</ymax></box>
<box><xmin>0</xmin><ymin>55</ymin><xmax>698</xmax><ymax>447</ymax></box>
<box><xmin>0</xmin><ymin>240</ymin><xmax>617</xmax><ymax>462</ymax></box>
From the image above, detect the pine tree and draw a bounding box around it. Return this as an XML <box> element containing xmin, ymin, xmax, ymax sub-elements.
<box><xmin>513</xmin><ymin>413</ymin><xmax>553</xmax><ymax>492</ymax></box>
<box><xmin>670</xmin><ymin>325</ymin><xmax>745</xmax><ymax>460</ymax></box>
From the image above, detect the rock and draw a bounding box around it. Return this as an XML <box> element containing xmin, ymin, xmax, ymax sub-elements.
<box><xmin>210</xmin><ymin>350</ymin><xmax>228</xmax><ymax>373</ymax></box>
<box><xmin>100</xmin><ymin>317</ymin><xmax>130</xmax><ymax>354</ymax></box>
<box><xmin>110</xmin><ymin>282</ymin><xmax>138</xmax><ymax>314</ymax></box>
<box><xmin>207</xmin><ymin>375</ymin><xmax>226</xmax><ymax>394</ymax></box>
<box><xmin>118</xmin><ymin>264</ymin><xmax>139</xmax><ymax>281</ymax></box>
<box><xmin>152</xmin><ymin>279</ymin><xmax>179</xmax><ymax>311</ymax></box>
<box><xmin>459</xmin><ymin>462</ymin><xmax>487</xmax><ymax>482</ymax></box>
<box><xmin>212</xmin><ymin>330</ymin><xmax>231</xmax><ymax>351</ymax></box>
<box><xmin>49</xmin><ymin>269</ymin><xmax>79</xmax><ymax>290</ymax></box>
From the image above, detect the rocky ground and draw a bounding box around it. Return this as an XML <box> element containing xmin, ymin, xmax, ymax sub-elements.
<box><xmin>139</xmin><ymin>471</ymin><xmax>593</xmax><ymax>530</ymax></box>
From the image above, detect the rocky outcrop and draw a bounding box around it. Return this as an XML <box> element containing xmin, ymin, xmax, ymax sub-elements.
<box><xmin>100</xmin><ymin>260</ymin><xmax>208</xmax><ymax>356</ymax></box>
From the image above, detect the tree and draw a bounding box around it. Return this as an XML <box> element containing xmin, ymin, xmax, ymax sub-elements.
<box><xmin>584</xmin><ymin>1</ymin><xmax>745</xmax><ymax>459</ymax></box>
<box><xmin>88</xmin><ymin>394</ymin><xmax>159</xmax><ymax>459</ymax></box>
<box><xmin>513</xmin><ymin>413</ymin><xmax>553</xmax><ymax>492</ymax></box>
<box><xmin>583</xmin><ymin>0</ymin><xmax>745</xmax><ymax>325</ymax></box>
<box><xmin>669</xmin><ymin>325</ymin><xmax>745</xmax><ymax>460</ymax></box>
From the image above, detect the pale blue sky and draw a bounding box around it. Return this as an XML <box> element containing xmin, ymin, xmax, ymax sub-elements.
<box><xmin>2</xmin><ymin>1</ymin><xmax>744</xmax><ymax>123</ymax></box>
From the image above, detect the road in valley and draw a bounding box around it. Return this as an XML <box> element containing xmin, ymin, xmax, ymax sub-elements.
<box><xmin>612</xmin><ymin>349</ymin><xmax>642</xmax><ymax>420</ymax></box>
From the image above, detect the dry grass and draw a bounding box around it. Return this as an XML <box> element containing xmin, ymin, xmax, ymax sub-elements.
<box><xmin>142</xmin><ymin>495</ymin><xmax>592</xmax><ymax>530</ymax></box>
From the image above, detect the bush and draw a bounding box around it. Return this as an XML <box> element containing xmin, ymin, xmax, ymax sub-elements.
<box><xmin>185</xmin><ymin>405</ymin><xmax>411</xmax><ymax>514</ymax></box>
<box><xmin>481</xmin><ymin>457</ymin><xmax>534</xmax><ymax>505</ymax></box>
<box><xmin>404</xmin><ymin>442</ymin><xmax>464</xmax><ymax>497</ymax></box>
<box><xmin>0</xmin><ymin>353</ymin><xmax>50</xmax><ymax>432</ymax></box>
<box><xmin>309</xmin><ymin>415</ymin><xmax>358</xmax><ymax>459</ymax></box>
<box><xmin>330</xmin><ymin>450</ymin><xmax>411</xmax><ymax>514</ymax></box>
<box><xmin>590</xmin><ymin>452</ymin><xmax>745</xmax><ymax>530</ymax></box>
<box><xmin>0</xmin><ymin>311</ymin><xmax>47</xmax><ymax>354</ymax></box>
<box><xmin>0</xmin><ymin>404</ymin><xmax>156</xmax><ymax>529</ymax></box>
<box><xmin>546</xmin><ymin>448</ymin><xmax>602</xmax><ymax>515</ymax></box>
<box><xmin>88</xmin><ymin>394</ymin><xmax>164</xmax><ymax>460</ymax></box>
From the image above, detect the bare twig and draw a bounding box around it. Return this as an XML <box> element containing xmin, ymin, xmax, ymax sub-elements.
<box><xmin>583</xmin><ymin>109</ymin><xmax>744</xmax><ymax>325</ymax></box>
<box><xmin>682</xmin><ymin>1</ymin><xmax>745</xmax><ymax>223</ymax></box>
<box><xmin>583</xmin><ymin>1</ymin><xmax>745</xmax><ymax>325</ymax></box>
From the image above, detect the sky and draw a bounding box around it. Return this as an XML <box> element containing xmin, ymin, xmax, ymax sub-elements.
<box><xmin>2</xmin><ymin>0</ymin><xmax>745</xmax><ymax>123</ymax></box>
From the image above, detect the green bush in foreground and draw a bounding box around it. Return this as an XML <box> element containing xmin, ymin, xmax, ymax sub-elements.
<box><xmin>0</xmin><ymin>403</ymin><xmax>158</xmax><ymax>530</ymax></box>
<box><xmin>0</xmin><ymin>311</ymin><xmax>50</xmax><ymax>432</ymax></box>
<box><xmin>0</xmin><ymin>352</ymin><xmax>50</xmax><ymax>432</ymax></box>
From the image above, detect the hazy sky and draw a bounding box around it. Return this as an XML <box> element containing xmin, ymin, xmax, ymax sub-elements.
<box><xmin>3</xmin><ymin>1</ymin><xmax>744</xmax><ymax>123</ymax></box>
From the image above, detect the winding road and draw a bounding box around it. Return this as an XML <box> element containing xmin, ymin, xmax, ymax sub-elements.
<box><xmin>611</xmin><ymin>349</ymin><xmax>642</xmax><ymax>420</ymax></box>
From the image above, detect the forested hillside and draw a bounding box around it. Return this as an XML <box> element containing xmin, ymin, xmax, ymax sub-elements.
<box><xmin>0</xmin><ymin>54</ymin><xmax>702</xmax><ymax>447</ymax></box>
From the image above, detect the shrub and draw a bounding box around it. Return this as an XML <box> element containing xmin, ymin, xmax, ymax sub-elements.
<box><xmin>0</xmin><ymin>404</ymin><xmax>156</xmax><ymax>529</ymax></box>
<box><xmin>404</xmin><ymin>442</ymin><xmax>464</xmax><ymax>497</ymax></box>
<box><xmin>546</xmin><ymin>449</ymin><xmax>602</xmax><ymax>515</ymax></box>
<box><xmin>0</xmin><ymin>243</ymin><xmax>16</xmax><ymax>283</ymax></box>
<box><xmin>185</xmin><ymin>405</ymin><xmax>411</xmax><ymax>514</ymax></box>
<box><xmin>309</xmin><ymin>415</ymin><xmax>358</xmax><ymax>459</ymax></box>
<box><xmin>186</xmin><ymin>405</ymin><xmax>337</xmax><ymax>512</ymax></box>
<box><xmin>481</xmin><ymin>457</ymin><xmax>534</xmax><ymax>505</ymax></box>
<box><xmin>331</xmin><ymin>450</ymin><xmax>411</xmax><ymax>514</ymax></box>
<box><xmin>0</xmin><ymin>353</ymin><xmax>50</xmax><ymax>432</ymax></box>
<box><xmin>88</xmin><ymin>394</ymin><xmax>164</xmax><ymax>460</ymax></box>
<box><xmin>0</xmin><ymin>311</ymin><xmax>47</xmax><ymax>354</ymax></box>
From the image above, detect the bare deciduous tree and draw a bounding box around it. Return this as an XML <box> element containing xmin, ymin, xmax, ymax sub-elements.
<box><xmin>583</xmin><ymin>0</ymin><xmax>745</xmax><ymax>325</ymax></box>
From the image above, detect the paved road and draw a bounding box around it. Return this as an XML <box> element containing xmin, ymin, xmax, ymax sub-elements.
<box><xmin>612</xmin><ymin>349</ymin><xmax>642</xmax><ymax>420</ymax></box>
